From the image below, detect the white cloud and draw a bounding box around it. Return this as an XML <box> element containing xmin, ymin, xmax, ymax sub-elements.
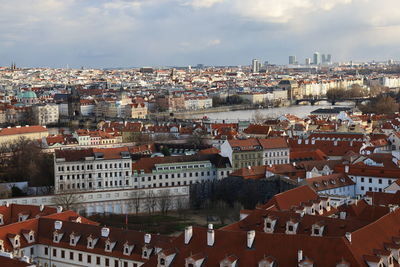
<box><xmin>230</xmin><ymin>0</ymin><xmax>353</xmax><ymax>23</ymax></box>
<box><xmin>207</xmin><ymin>39</ymin><xmax>221</xmax><ymax>46</ymax></box>
<box><xmin>185</xmin><ymin>0</ymin><xmax>224</xmax><ymax>8</ymax></box>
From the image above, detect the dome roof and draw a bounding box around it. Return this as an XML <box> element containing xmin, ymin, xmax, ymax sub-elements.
<box><xmin>18</xmin><ymin>90</ymin><xmax>37</xmax><ymax>99</ymax></box>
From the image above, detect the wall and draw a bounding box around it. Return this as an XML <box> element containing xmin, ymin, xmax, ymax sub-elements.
<box><xmin>0</xmin><ymin>186</ymin><xmax>189</xmax><ymax>216</ymax></box>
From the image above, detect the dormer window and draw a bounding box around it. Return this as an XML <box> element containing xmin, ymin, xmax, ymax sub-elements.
<box><xmin>142</xmin><ymin>246</ymin><xmax>153</xmax><ymax>259</ymax></box>
<box><xmin>160</xmin><ymin>258</ymin><xmax>166</xmax><ymax>265</ymax></box>
<box><xmin>0</xmin><ymin>240</ymin><xmax>4</xmax><ymax>251</ymax></box>
<box><xmin>311</xmin><ymin>223</ymin><xmax>325</xmax><ymax>237</ymax></box>
<box><xmin>105</xmin><ymin>239</ymin><xmax>116</xmax><ymax>252</ymax></box>
<box><xmin>87</xmin><ymin>236</ymin><xmax>98</xmax><ymax>249</ymax></box>
<box><xmin>264</xmin><ymin>217</ymin><xmax>277</xmax><ymax>233</ymax></box>
<box><xmin>53</xmin><ymin>231</ymin><xmax>63</xmax><ymax>243</ymax></box>
<box><xmin>285</xmin><ymin>221</ymin><xmax>298</xmax><ymax>235</ymax></box>
<box><xmin>0</xmin><ymin>214</ymin><xmax>3</xmax><ymax>225</ymax></box>
<box><xmin>123</xmin><ymin>243</ymin><xmax>134</xmax><ymax>256</ymax></box>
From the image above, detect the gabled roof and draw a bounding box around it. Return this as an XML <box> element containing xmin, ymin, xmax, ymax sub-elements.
<box><xmin>261</xmin><ymin>185</ymin><xmax>319</xmax><ymax>211</ymax></box>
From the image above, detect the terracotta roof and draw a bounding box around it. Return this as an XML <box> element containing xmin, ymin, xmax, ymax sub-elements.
<box><xmin>0</xmin><ymin>125</ymin><xmax>48</xmax><ymax>136</ymax></box>
<box><xmin>304</xmin><ymin>173</ymin><xmax>355</xmax><ymax>191</ymax></box>
<box><xmin>260</xmin><ymin>185</ymin><xmax>319</xmax><ymax>211</ymax></box>
<box><xmin>230</xmin><ymin>165</ymin><xmax>267</xmax><ymax>180</ymax></box>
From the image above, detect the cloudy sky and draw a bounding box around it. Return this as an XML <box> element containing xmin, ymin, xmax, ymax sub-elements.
<box><xmin>1</xmin><ymin>0</ymin><xmax>400</xmax><ymax>68</ymax></box>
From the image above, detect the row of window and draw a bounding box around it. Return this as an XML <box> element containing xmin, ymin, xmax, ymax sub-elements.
<box><xmin>43</xmin><ymin>247</ymin><xmax>138</xmax><ymax>267</ymax></box>
<box><xmin>359</xmin><ymin>177</ymin><xmax>392</xmax><ymax>185</ymax></box>
<box><xmin>156</xmin><ymin>164</ymin><xmax>208</xmax><ymax>171</ymax></box>
<box><xmin>57</xmin><ymin>162</ymin><xmax>130</xmax><ymax>172</ymax></box>
<box><xmin>59</xmin><ymin>179</ymin><xmax>129</xmax><ymax>191</ymax></box>
<box><xmin>265</xmin><ymin>150</ymin><xmax>288</xmax><ymax>157</ymax></box>
<box><xmin>59</xmin><ymin>171</ymin><xmax>130</xmax><ymax>181</ymax></box>
<box><xmin>265</xmin><ymin>159</ymin><xmax>289</xmax><ymax>165</ymax></box>
<box><xmin>138</xmin><ymin>171</ymin><xmax>218</xmax><ymax>182</ymax></box>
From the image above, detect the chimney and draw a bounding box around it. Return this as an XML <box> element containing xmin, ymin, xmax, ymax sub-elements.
<box><xmin>344</xmin><ymin>165</ymin><xmax>349</xmax><ymax>173</ymax></box>
<box><xmin>298</xmin><ymin>250</ymin><xmax>303</xmax><ymax>262</ymax></box>
<box><xmin>40</xmin><ymin>204</ymin><xmax>44</xmax><ymax>212</ymax></box>
<box><xmin>207</xmin><ymin>229</ymin><xmax>215</xmax><ymax>246</ymax></box>
<box><xmin>101</xmin><ymin>227</ymin><xmax>110</xmax><ymax>238</ymax></box>
<box><xmin>247</xmin><ymin>230</ymin><xmax>255</xmax><ymax>249</ymax></box>
<box><xmin>57</xmin><ymin>206</ymin><xmax>63</xmax><ymax>213</ymax></box>
<box><xmin>339</xmin><ymin>212</ymin><xmax>346</xmax><ymax>220</ymax></box>
<box><xmin>144</xmin><ymin>233</ymin><xmax>151</xmax><ymax>244</ymax></box>
<box><xmin>345</xmin><ymin>232</ymin><xmax>351</xmax><ymax>243</ymax></box>
<box><xmin>54</xmin><ymin>221</ymin><xmax>63</xmax><ymax>230</ymax></box>
<box><xmin>5</xmin><ymin>201</ymin><xmax>9</xmax><ymax>207</ymax></box>
<box><xmin>184</xmin><ymin>226</ymin><xmax>193</xmax><ymax>244</ymax></box>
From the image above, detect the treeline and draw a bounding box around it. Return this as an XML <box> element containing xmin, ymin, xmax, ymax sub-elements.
<box><xmin>0</xmin><ymin>138</ymin><xmax>54</xmax><ymax>193</ymax></box>
<box><xmin>359</xmin><ymin>94</ymin><xmax>399</xmax><ymax>114</ymax></box>
<box><xmin>212</xmin><ymin>95</ymin><xmax>251</xmax><ymax>107</ymax></box>
<box><xmin>190</xmin><ymin>177</ymin><xmax>296</xmax><ymax>210</ymax></box>
<box><xmin>326</xmin><ymin>84</ymin><xmax>388</xmax><ymax>100</ymax></box>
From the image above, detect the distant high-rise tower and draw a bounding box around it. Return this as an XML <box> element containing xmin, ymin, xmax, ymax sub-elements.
<box><xmin>322</xmin><ymin>54</ymin><xmax>327</xmax><ymax>64</ymax></box>
<box><xmin>289</xmin><ymin>56</ymin><xmax>297</xmax><ymax>65</ymax></box>
<box><xmin>313</xmin><ymin>52</ymin><xmax>321</xmax><ymax>65</ymax></box>
<box><xmin>305</xmin><ymin>58</ymin><xmax>311</xmax><ymax>65</ymax></box>
<box><xmin>251</xmin><ymin>59</ymin><xmax>261</xmax><ymax>73</ymax></box>
<box><xmin>327</xmin><ymin>54</ymin><xmax>332</xmax><ymax>63</ymax></box>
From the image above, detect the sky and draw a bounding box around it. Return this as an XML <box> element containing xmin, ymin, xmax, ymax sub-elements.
<box><xmin>1</xmin><ymin>0</ymin><xmax>400</xmax><ymax>68</ymax></box>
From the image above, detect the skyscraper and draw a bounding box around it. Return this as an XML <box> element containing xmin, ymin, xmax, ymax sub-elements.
<box><xmin>313</xmin><ymin>52</ymin><xmax>321</xmax><ymax>65</ymax></box>
<box><xmin>305</xmin><ymin>58</ymin><xmax>311</xmax><ymax>65</ymax></box>
<box><xmin>327</xmin><ymin>54</ymin><xmax>332</xmax><ymax>63</ymax></box>
<box><xmin>322</xmin><ymin>54</ymin><xmax>327</xmax><ymax>64</ymax></box>
<box><xmin>251</xmin><ymin>59</ymin><xmax>261</xmax><ymax>73</ymax></box>
<box><xmin>289</xmin><ymin>56</ymin><xmax>297</xmax><ymax>65</ymax></box>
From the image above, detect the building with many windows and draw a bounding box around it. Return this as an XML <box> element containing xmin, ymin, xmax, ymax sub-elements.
<box><xmin>132</xmin><ymin>154</ymin><xmax>232</xmax><ymax>188</ymax></box>
<box><xmin>32</xmin><ymin>103</ymin><xmax>59</xmax><ymax>125</ymax></box>
<box><xmin>220</xmin><ymin>137</ymin><xmax>289</xmax><ymax>170</ymax></box>
<box><xmin>54</xmin><ymin>147</ymin><xmax>132</xmax><ymax>194</ymax></box>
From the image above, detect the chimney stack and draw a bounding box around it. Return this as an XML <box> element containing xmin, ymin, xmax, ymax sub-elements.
<box><xmin>298</xmin><ymin>250</ymin><xmax>303</xmax><ymax>262</ymax></box>
<box><xmin>247</xmin><ymin>230</ymin><xmax>255</xmax><ymax>248</ymax></box>
<box><xmin>54</xmin><ymin>221</ymin><xmax>63</xmax><ymax>230</ymax></box>
<box><xmin>144</xmin><ymin>233</ymin><xmax>151</xmax><ymax>244</ymax></box>
<box><xmin>207</xmin><ymin>224</ymin><xmax>215</xmax><ymax>246</ymax></box>
<box><xmin>101</xmin><ymin>227</ymin><xmax>110</xmax><ymax>238</ymax></box>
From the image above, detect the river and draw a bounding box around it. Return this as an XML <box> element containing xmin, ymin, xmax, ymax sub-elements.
<box><xmin>187</xmin><ymin>102</ymin><xmax>355</xmax><ymax>123</ymax></box>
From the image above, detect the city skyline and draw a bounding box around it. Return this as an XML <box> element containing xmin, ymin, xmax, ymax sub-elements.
<box><xmin>1</xmin><ymin>0</ymin><xmax>400</xmax><ymax>68</ymax></box>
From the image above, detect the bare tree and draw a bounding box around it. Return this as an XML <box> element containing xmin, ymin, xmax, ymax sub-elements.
<box><xmin>144</xmin><ymin>191</ymin><xmax>157</xmax><ymax>214</ymax></box>
<box><xmin>53</xmin><ymin>193</ymin><xmax>82</xmax><ymax>211</ymax></box>
<box><xmin>175</xmin><ymin>197</ymin><xmax>190</xmax><ymax>219</ymax></box>
<box><xmin>251</xmin><ymin>110</ymin><xmax>266</xmax><ymax>124</ymax></box>
<box><xmin>128</xmin><ymin>191</ymin><xmax>141</xmax><ymax>214</ymax></box>
<box><xmin>157</xmin><ymin>189</ymin><xmax>172</xmax><ymax>215</ymax></box>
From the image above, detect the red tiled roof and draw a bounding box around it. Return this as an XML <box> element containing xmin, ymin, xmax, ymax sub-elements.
<box><xmin>0</xmin><ymin>125</ymin><xmax>48</xmax><ymax>136</ymax></box>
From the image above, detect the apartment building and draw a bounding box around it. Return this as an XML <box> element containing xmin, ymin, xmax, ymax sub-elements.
<box><xmin>54</xmin><ymin>147</ymin><xmax>132</xmax><ymax>194</ymax></box>
<box><xmin>32</xmin><ymin>103</ymin><xmax>59</xmax><ymax>125</ymax></box>
<box><xmin>132</xmin><ymin>154</ymin><xmax>232</xmax><ymax>188</ymax></box>
<box><xmin>125</xmin><ymin>103</ymin><xmax>147</xmax><ymax>119</ymax></box>
<box><xmin>220</xmin><ymin>137</ymin><xmax>289</xmax><ymax>170</ymax></box>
